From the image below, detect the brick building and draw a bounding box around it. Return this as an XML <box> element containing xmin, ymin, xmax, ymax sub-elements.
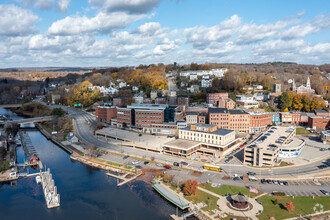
<box><xmin>207</xmin><ymin>93</ymin><xmax>229</xmax><ymax>105</ymax></box>
<box><xmin>113</xmin><ymin>98</ymin><xmax>123</xmax><ymax>106</ymax></box>
<box><xmin>249</xmin><ymin>112</ymin><xmax>272</xmax><ymax>133</ymax></box>
<box><xmin>308</xmin><ymin>116</ymin><xmax>330</xmax><ymax>130</ymax></box>
<box><xmin>208</xmin><ymin>108</ymin><xmax>250</xmax><ymax>132</ymax></box>
<box><xmin>177</xmin><ymin>95</ymin><xmax>190</xmax><ymax>107</ymax></box>
<box><xmin>95</xmin><ymin>106</ymin><xmax>117</xmax><ymax>123</ymax></box>
<box><xmin>117</xmin><ymin>108</ymin><xmax>133</xmax><ymax>127</ymax></box>
<box><xmin>218</xmin><ymin>98</ymin><xmax>235</xmax><ymax>109</ymax></box>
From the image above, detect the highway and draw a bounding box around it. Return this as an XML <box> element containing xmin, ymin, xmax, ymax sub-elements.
<box><xmin>63</xmin><ymin>106</ymin><xmax>329</xmax><ymax>178</ymax></box>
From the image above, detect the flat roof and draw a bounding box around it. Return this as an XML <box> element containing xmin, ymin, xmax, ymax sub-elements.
<box><xmin>247</xmin><ymin>126</ymin><xmax>293</xmax><ymax>151</ymax></box>
<box><xmin>181</xmin><ymin>125</ymin><xmax>234</xmax><ymax>136</ymax></box>
<box><xmin>163</xmin><ymin>139</ymin><xmax>200</xmax><ymax>150</ymax></box>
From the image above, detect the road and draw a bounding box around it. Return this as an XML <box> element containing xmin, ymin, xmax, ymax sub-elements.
<box><xmin>51</xmin><ymin>104</ymin><xmax>330</xmax><ymax>179</ymax></box>
<box><xmin>99</xmin><ymin>153</ymin><xmax>330</xmax><ymax>197</ymax></box>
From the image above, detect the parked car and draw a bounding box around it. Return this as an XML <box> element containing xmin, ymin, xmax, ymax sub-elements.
<box><xmin>180</xmin><ymin>161</ymin><xmax>188</xmax><ymax>166</ymax></box>
<box><xmin>144</xmin><ymin>161</ymin><xmax>149</xmax><ymax>165</ymax></box>
<box><xmin>239</xmin><ymin>144</ymin><xmax>244</xmax><ymax>147</ymax></box>
<box><xmin>225</xmin><ymin>159</ymin><xmax>229</xmax><ymax>163</ymax></box>
<box><xmin>233</xmin><ymin>177</ymin><xmax>240</xmax><ymax>181</ymax></box>
<box><xmin>131</xmin><ymin>160</ymin><xmax>140</xmax><ymax>165</ymax></box>
<box><xmin>267</xmin><ymin>179</ymin><xmax>272</xmax><ymax>184</ymax></box>
<box><xmin>151</xmin><ymin>133</ymin><xmax>156</xmax><ymax>135</ymax></box>
<box><xmin>320</xmin><ymin>190</ymin><xmax>329</xmax><ymax>196</ymax></box>
<box><xmin>139</xmin><ymin>133</ymin><xmax>142</xmax><ymax>136</ymax></box>
<box><xmin>173</xmin><ymin>162</ymin><xmax>180</xmax><ymax>167</ymax></box>
<box><xmin>283</xmin><ymin>181</ymin><xmax>288</xmax><ymax>186</ymax></box>
<box><xmin>273</xmin><ymin>180</ymin><xmax>278</xmax><ymax>184</ymax></box>
<box><xmin>123</xmin><ymin>156</ymin><xmax>129</xmax><ymax>159</ymax></box>
<box><xmin>163</xmin><ymin>165</ymin><xmax>171</xmax><ymax>169</ymax></box>
<box><xmin>156</xmin><ymin>163</ymin><xmax>163</xmax><ymax>167</ymax></box>
<box><xmin>249</xmin><ymin>176</ymin><xmax>257</xmax><ymax>181</ymax></box>
<box><xmin>247</xmin><ymin>172</ymin><xmax>256</xmax><ymax>176</ymax></box>
<box><xmin>261</xmin><ymin>179</ymin><xmax>266</xmax><ymax>184</ymax></box>
<box><xmin>136</xmin><ymin>165</ymin><xmax>143</xmax><ymax>169</ymax></box>
<box><xmin>320</xmin><ymin>148</ymin><xmax>327</xmax><ymax>151</ymax></box>
<box><xmin>279</xmin><ymin>180</ymin><xmax>284</xmax><ymax>185</ymax></box>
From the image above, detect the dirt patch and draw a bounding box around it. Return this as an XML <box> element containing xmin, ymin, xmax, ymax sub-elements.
<box><xmin>137</xmin><ymin>169</ymin><xmax>164</xmax><ymax>184</ymax></box>
<box><xmin>191</xmin><ymin>171</ymin><xmax>203</xmax><ymax>177</ymax></box>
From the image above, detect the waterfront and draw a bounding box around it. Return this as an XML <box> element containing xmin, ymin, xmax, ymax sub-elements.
<box><xmin>0</xmin><ymin>127</ymin><xmax>183</xmax><ymax>219</ymax></box>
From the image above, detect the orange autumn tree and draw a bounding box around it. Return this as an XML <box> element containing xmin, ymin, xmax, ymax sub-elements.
<box><xmin>183</xmin><ymin>179</ymin><xmax>199</xmax><ymax>196</ymax></box>
<box><xmin>286</xmin><ymin>201</ymin><xmax>295</xmax><ymax>211</ymax></box>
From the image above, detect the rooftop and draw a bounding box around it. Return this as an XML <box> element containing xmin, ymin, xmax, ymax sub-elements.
<box><xmin>181</xmin><ymin>124</ymin><xmax>234</xmax><ymax>136</ymax></box>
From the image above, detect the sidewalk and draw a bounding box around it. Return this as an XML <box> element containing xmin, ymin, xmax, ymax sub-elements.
<box><xmin>198</xmin><ymin>186</ymin><xmax>263</xmax><ymax>220</ymax></box>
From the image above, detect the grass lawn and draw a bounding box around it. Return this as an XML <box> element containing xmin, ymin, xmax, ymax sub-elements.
<box><xmin>185</xmin><ymin>189</ymin><xmax>219</xmax><ymax>211</ymax></box>
<box><xmin>258</xmin><ymin>195</ymin><xmax>330</xmax><ymax>219</ymax></box>
<box><xmin>199</xmin><ymin>183</ymin><xmax>263</xmax><ymax>198</ymax></box>
<box><xmin>296</xmin><ymin>127</ymin><xmax>316</xmax><ymax>135</ymax></box>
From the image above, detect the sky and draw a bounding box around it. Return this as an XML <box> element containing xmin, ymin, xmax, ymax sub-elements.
<box><xmin>0</xmin><ymin>0</ymin><xmax>329</xmax><ymax>68</ymax></box>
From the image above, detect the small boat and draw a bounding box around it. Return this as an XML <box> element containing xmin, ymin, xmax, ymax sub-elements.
<box><xmin>35</xmin><ymin>175</ymin><xmax>42</xmax><ymax>184</ymax></box>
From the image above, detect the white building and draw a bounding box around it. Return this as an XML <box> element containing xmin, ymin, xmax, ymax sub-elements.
<box><xmin>201</xmin><ymin>78</ymin><xmax>213</xmax><ymax>88</ymax></box>
<box><xmin>119</xmin><ymin>82</ymin><xmax>127</xmax><ymax>88</ymax></box>
<box><xmin>189</xmin><ymin>74</ymin><xmax>198</xmax><ymax>80</ymax></box>
<box><xmin>133</xmin><ymin>93</ymin><xmax>144</xmax><ymax>104</ymax></box>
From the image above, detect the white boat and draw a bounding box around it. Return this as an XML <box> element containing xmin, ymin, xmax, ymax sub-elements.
<box><xmin>35</xmin><ymin>175</ymin><xmax>42</xmax><ymax>184</ymax></box>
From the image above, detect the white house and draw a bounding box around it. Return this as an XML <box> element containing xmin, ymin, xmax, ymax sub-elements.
<box><xmin>132</xmin><ymin>86</ymin><xmax>139</xmax><ymax>92</ymax></box>
<box><xmin>201</xmin><ymin>78</ymin><xmax>213</xmax><ymax>88</ymax></box>
<box><xmin>133</xmin><ymin>93</ymin><xmax>144</xmax><ymax>104</ymax></box>
<box><xmin>119</xmin><ymin>82</ymin><xmax>127</xmax><ymax>88</ymax></box>
<box><xmin>189</xmin><ymin>74</ymin><xmax>198</xmax><ymax>80</ymax></box>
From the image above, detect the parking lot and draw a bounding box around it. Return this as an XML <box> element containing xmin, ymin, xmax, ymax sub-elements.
<box><xmin>282</xmin><ymin>135</ymin><xmax>330</xmax><ymax>165</ymax></box>
<box><xmin>98</xmin><ymin>127</ymin><xmax>175</xmax><ymax>149</ymax></box>
<box><xmin>99</xmin><ymin>152</ymin><xmax>330</xmax><ymax>197</ymax></box>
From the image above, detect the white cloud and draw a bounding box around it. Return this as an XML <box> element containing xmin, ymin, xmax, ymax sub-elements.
<box><xmin>236</xmin><ymin>19</ymin><xmax>298</xmax><ymax>44</ymax></box>
<box><xmin>56</xmin><ymin>0</ymin><xmax>70</xmax><ymax>14</ymax></box>
<box><xmin>88</xmin><ymin>0</ymin><xmax>163</xmax><ymax>13</ymax></box>
<box><xmin>47</xmin><ymin>12</ymin><xmax>146</xmax><ymax>35</ymax></box>
<box><xmin>0</xmin><ymin>5</ymin><xmax>39</xmax><ymax>36</ymax></box>
<box><xmin>22</xmin><ymin>0</ymin><xmax>55</xmax><ymax>10</ymax></box>
<box><xmin>281</xmin><ymin>14</ymin><xmax>330</xmax><ymax>39</ymax></box>
<box><xmin>184</xmin><ymin>15</ymin><xmax>241</xmax><ymax>48</ymax></box>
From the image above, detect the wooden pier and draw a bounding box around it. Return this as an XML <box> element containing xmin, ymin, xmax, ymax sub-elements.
<box><xmin>106</xmin><ymin>171</ymin><xmax>141</xmax><ymax>186</ymax></box>
<box><xmin>40</xmin><ymin>168</ymin><xmax>60</xmax><ymax>209</ymax></box>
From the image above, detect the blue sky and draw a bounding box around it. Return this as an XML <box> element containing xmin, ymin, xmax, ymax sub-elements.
<box><xmin>0</xmin><ymin>0</ymin><xmax>329</xmax><ymax>67</ymax></box>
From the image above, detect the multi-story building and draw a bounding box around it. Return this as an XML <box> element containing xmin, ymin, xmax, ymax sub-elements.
<box><xmin>236</xmin><ymin>100</ymin><xmax>259</xmax><ymax>109</ymax></box>
<box><xmin>273</xmin><ymin>83</ymin><xmax>281</xmax><ymax>93</ymax></box>
<box><xmin>197</xmin><ymin>113</ymin><xmax>207</xmax><ymax>124</ymax></box>
<box><xmin>249</xmin><ymin>112</ymin><xmax>272</xmax><ymax>133</ymax></box>
<box><xmin>177</xmin><ymin>95</ymin><xmax>190</xmax><ymax>107</ymax></box>
<box><xmin>201</xmin><ymin>78</ymin><xmax>213</xmax><ymax>88</ymax></box>
<box><xmin>155</xmin><ymin>97</ymin><xmax>167</xmax><ymax>104</ymax></box>
<box><xmin>244</xmin><ymin>144</ymin><xmax>280</xmax><ymax>167</ymax></box>
<box><xmin>117</xmin><ymin>108</ymin><xmax>133</xmax><ymax>127</ymax></box>
<box><xmin>113</xmin><ymin>97</ymin><xmax>123</xmax><ymax>106</ymax></box>
<box><xmin>308</xmin><ymin>116</ymin><xmax>330</xmax><ymax>130</ymax></box>
<box><xmin>207</xmin><ymin>93</ymin><xmax>229</xmax><ymax>105</ymax></box>
<box><xmin>209</xmin><ymin>108</ymin><xmax>250</xmax><ymax>132</ymax></box>
<box><xmin>218</xmin><ymin>98</ymin><xmax>235</xmax><ymax>109</ymax></box>
<box><xmin>133</xmin><ymin>93</ymin><xmax>145</xmax><ymax>104</ymax></box>
<box><xmin>95</xmin><ymin>106</ymin><xmax>117</xmax><ymax>123</ymax></box>
<box><xmin>314</xmin><ymin>110</ymin><xmax>330</xmax><ymax>117</ymax></box>
<box><xmin>186</xmin><ymin>112</ymin><xmax>198</xmax><ymax>124</ymax></box>
<box><xmin>279</xmin><ymin>112</ymin><xmax>301</xmax><ymax>124</ymax></box>
<box><xmin>163</xmin><ymin>123</ymin><xmax>237</xmax><ymax>157</ymax></box>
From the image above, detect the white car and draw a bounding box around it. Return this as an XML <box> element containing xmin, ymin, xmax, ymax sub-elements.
<box><xmin>131</xmin><ymin>160</ymin><xmax>140</xmax><ymax>165</ymax></box>
<box><xmin>156</xmin><ymin>163</ymin><xmax>163</xmax><ymax>167</ymax></box>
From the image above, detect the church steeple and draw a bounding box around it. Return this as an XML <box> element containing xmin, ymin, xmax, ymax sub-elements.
<box><xmin>292</xmin><ymin>79</ymin><xmax>296</xmax><ymax>90</ymax></box>
<box><xmin>306</xmin><ymin>76</ymin><xmax>311</xmax><ymax>88</ymax></box>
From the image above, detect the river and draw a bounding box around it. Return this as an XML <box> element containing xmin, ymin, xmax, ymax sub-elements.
<box><xmin>0</xmin><ymin>109</ymin><xmax>184</xmax><ymax>220</ymax></box>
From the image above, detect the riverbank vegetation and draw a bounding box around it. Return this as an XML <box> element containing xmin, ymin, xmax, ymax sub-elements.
<box><xmin>40</xmin><ymin>116</ymin><xmax>73</xmax><ymax>141</ymax></box>
<box><xmin>15</xmin><ymin>102</ymin><xmax>51</xmax><ymax>117</ymax></box>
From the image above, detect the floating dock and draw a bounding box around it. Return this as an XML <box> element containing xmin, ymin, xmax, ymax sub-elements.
<box><xmin>40</xmin><ymin>168</ymin><xmax>60</xmax><ymax>209</ymax></box>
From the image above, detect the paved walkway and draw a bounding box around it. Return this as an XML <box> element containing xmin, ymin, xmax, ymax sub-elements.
<box><xmin>254</xmin><ymin>192</ymin><xmax>267</xmax><ymax>199</ymax></box>
<box><xmin>198</xmin><ymin>186</ymin><xmax>263</xmax><ymax>220</ymax></box>
<box><xmin>152</xmin><ymin>181</ymin><xmax>190</xmax><ymax>209</ymax></box>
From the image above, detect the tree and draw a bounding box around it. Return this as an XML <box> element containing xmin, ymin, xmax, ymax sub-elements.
<box><xmin>183</xmin><ymin>179</ymin><xmax>199</xmax><ymax>196</ymax></box>
<box><xmin>51</xmin><ymin>108</ymin><xmax>65</xmax><ymax>116</ymax></box>
<box><xmin>310</xmin><ymin>97</ymin><xmax>326</xmax><ymax>111</ymax></box>
<box><xmin>279</xmin><ymin>92</ymin><xmax>290</xmax><ymax>111</ymax></box>
<box><xmin>286</xmin><ymin>201</ymin><xmax>295</xmax><ymax>211</ymax></box>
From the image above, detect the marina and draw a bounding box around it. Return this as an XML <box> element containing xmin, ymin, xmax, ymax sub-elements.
<box><xmin>40</xmin><ymin>168</ymin><xmax>60</xmax><ymax>209</ymax></box>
